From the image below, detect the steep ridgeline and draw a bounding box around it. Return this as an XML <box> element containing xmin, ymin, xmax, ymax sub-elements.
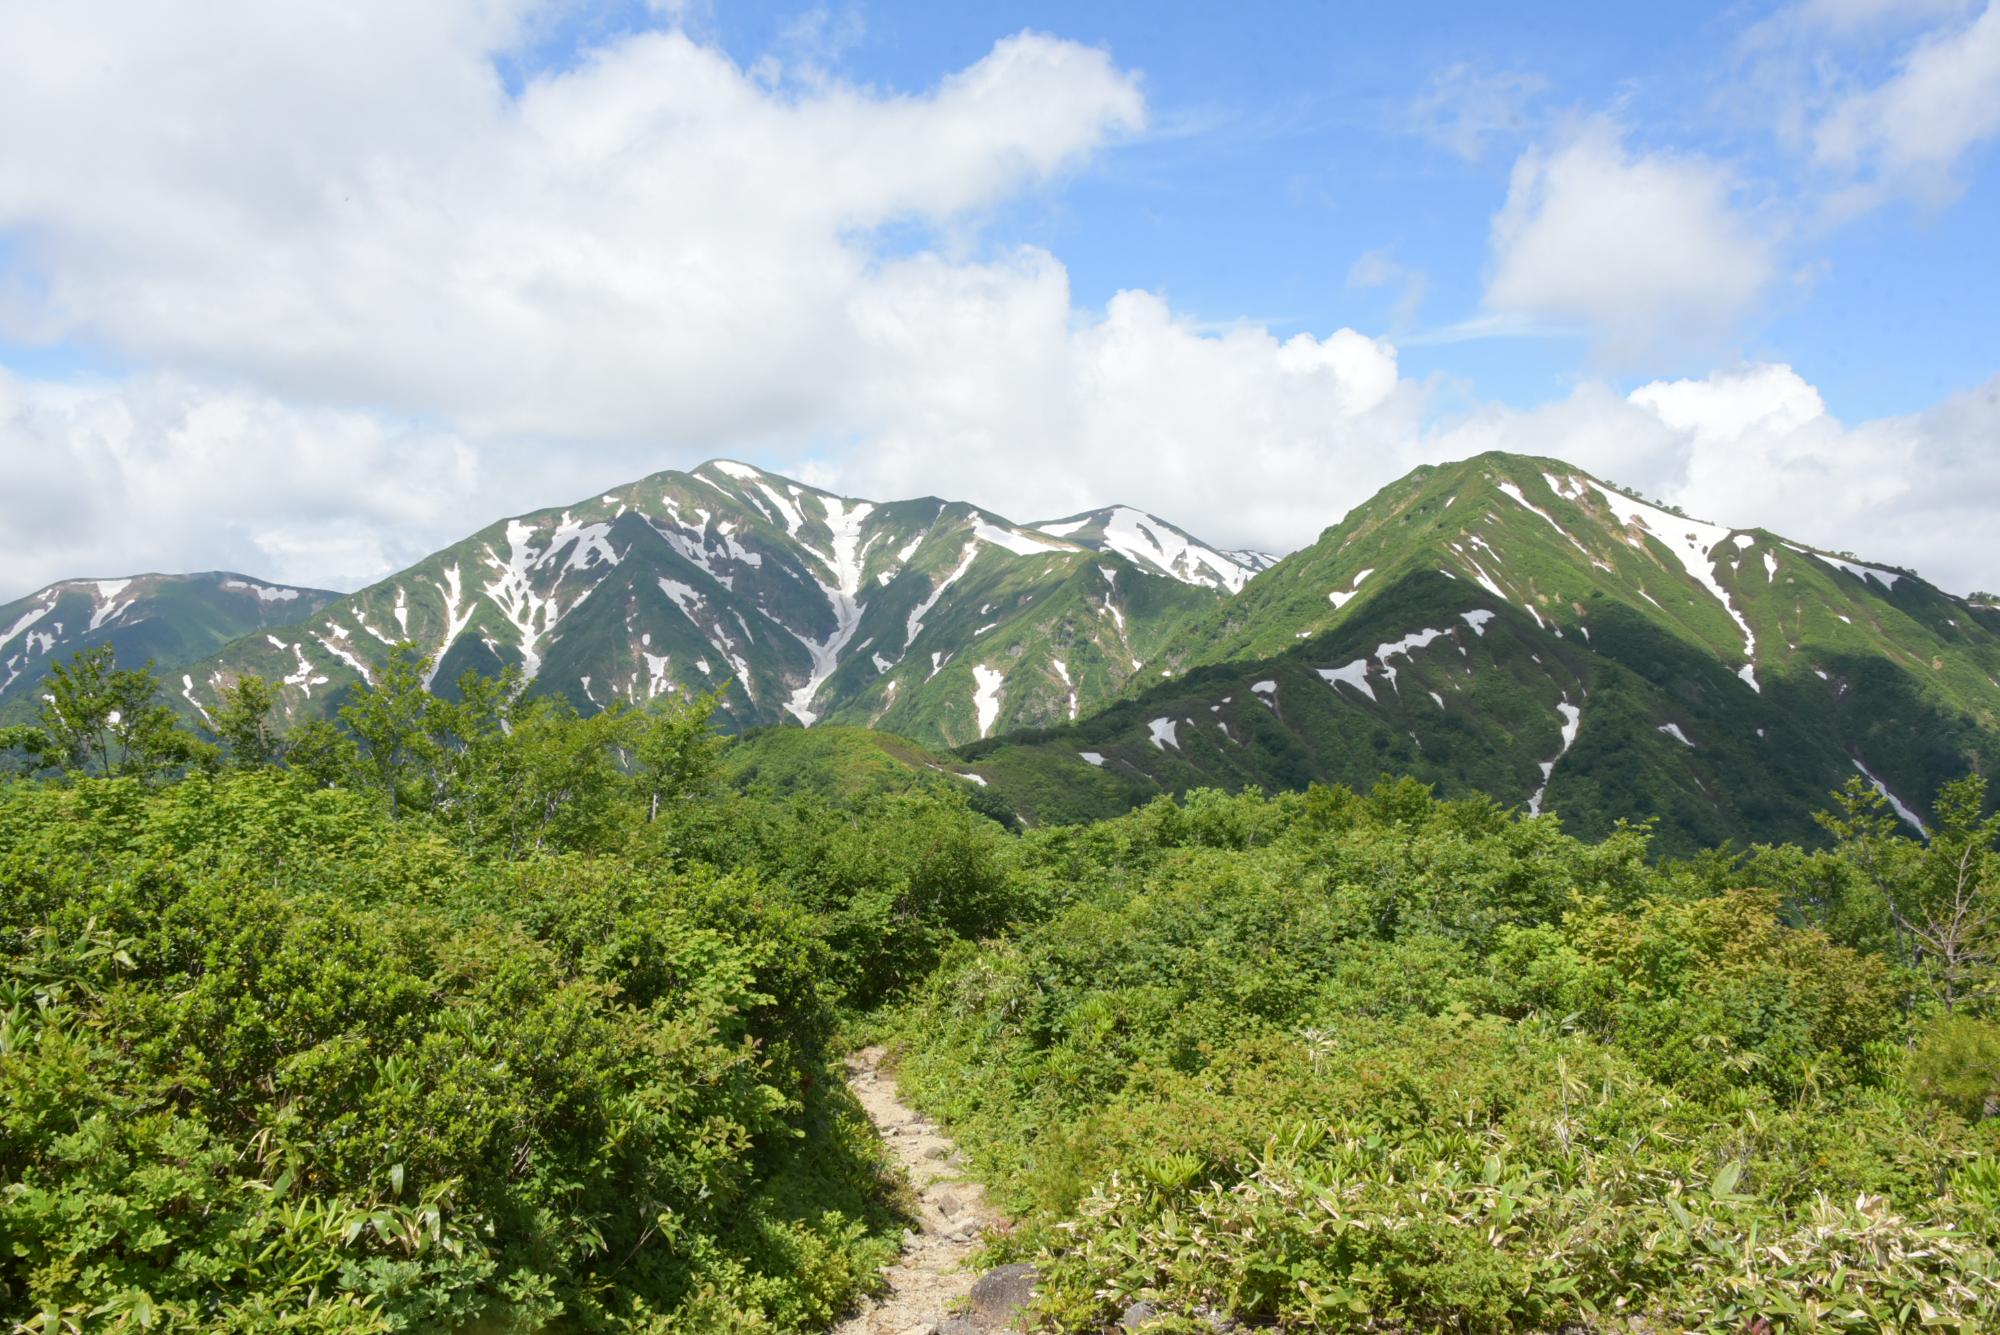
<box><xmin>962</xmin><ymin>452</ymin><xmax>2000</xmax><ymax>850</ymax></box>
<box><xmin>1031</xmin><ymin>505</ymin><xmax>1277</xmax><ymax>592</ymax></box>
<box><xmin>179</xmin><ymin>462</ymin><xmax>1242</xmax><ymax>747</ymax></box>
<box><xmin>0</xmin><ymin>573</ymin><xmax>337</xmax><ymax>720</ymax></box>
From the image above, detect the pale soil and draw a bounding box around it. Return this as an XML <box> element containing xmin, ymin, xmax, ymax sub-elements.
<box><xmin>833</xmin><ymin>1046</ymin><xmax>1006</xmax><ymax>1335</ymax></box>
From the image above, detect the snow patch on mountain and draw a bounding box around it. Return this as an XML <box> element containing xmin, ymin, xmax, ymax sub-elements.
<box><xmin>1852</xmin><ymin>758</ymin><xmax>1929</xmax><ymax>836</ymax></box>
<box><xmin>483</xmin><ymin>520</ymin><xmax>564</xmax><ymax>682</ymax></box>
<box><xmin>1318</xmin><ymin>659</ymin><xmax>1375</xmax><ymax>701</ymax></box>
<box><xmin>1147</xmin><ymin>716</ymin><xmax>1179</xmax><ymax>749</ymax></box>
<box><xmin>1052</xmin><ymin>658</ymin><xmax>1078</xmax><ymax>720</ymax></box>
<box><xmin>1589</xmin><ymin>483</ymin><xmax>1759</xmax><ymax>690</ymax></box>
<box><xmin>1497</xmin><ymin>482</ymin><xmax>1593</xmax><ymax>559</ymax></box>
<box><xmin>1790</xmin><ymin>545</ymin><xmax>1905</xmax><ymax>590</ymax></box>
<box><xmin>1328</xmin><ymin>568</ymin><xmax>1373</xmax><ymax>608</ymax></box>
<box><xmin>783</xmin><ymin>496</ymin><xmax>875</xmax><ymax>725</ymax></box>
<box><xmin>87</xmin><ymin>592</ymin><xmax>134</xmax><ymax>632</ymax></box>
<box><xmin>1373</xmin><ymin>626</ymin><xmax>1452</xmax><ymax>694</ymax></box>
<box><xmin>1033</xmin><ymin>506</ymin><xmax>1263</xmax><ymax>592</ymax></box>
<box><xmin>222</xmin><ymin>578</ymin><xmax>302</xmax><ymax>602</ymax></box>
<box><xmin>0</xmin><ymin>600</ymin><xmax>56</xmax><ymax>657</ymax></box>
<box><xmin>906</xmin><ymin>540</ymin><xmax>981</xmax><ymax>649</ymax></box>
<box><xmin>314</xmin><ymin>629</ymin><xmax>373</xmax><ymax>684</ymax></box>
<box><xmin>972</xmin><ymin>664</ymin><xmax>1004</xmax><ymax>738</ymax></box>
<box><xmin>1528</xmin><ymin>699</ymin><xmax>1583</xmax><ymax>815</ymax></box>
<box><xmin>972</xmin><ymin>516</ymin><xmax>1071</xmax><ymax>556</ymax></box>
<box><xmin>548</xmin><ymin>513</ymin><xmax>619</xmax><ymax>572</ymax></box>
<box><xmin>643</xmin><ymin>651</ymin><xmax>671</xmax><ymax>699</ymax></box>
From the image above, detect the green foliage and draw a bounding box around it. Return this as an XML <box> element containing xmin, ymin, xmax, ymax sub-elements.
<box><xmin>35</xmin><ymin>645</ymin><xmax>214</xmax><ymax>780</ymax></box>
<box><xmin>1910</xmin><ymin>1015</ymin><xmax>2000</xmax><ymax>1121</ymax></box>
<box><xmin>210</xmin><ymin>674</ymin><xmax>285</xmax><ymax>768</ymax></box>
<box><xmin>0</xmin><ymin>773</ymin><xmax>901</xmax><ymax>1332</ymax></box>
<box><xmin>1821</xmin><ymin>772</ymin><xmax>2000</xmax><ymax>1013</ymax></box>
<box><xmin>12</xmin><ymin>636</ymin><xmax>2000</xmax><ymax>1333</ymax></box>
<box><xmin>891</xmin><ymin>779</ymin><xmax>2000</xmax><ymax>1332</ymax></box>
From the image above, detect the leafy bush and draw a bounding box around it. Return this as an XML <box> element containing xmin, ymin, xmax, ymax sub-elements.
<box><xmin>892</xmin><ymin>781</ymin><xmax>2000</xmax><ymax>1332</ymax></box>
<box><xmin>0</xmin><ymin>774</ymin><xmax>898</xmax><ymax>1332</ymax></box>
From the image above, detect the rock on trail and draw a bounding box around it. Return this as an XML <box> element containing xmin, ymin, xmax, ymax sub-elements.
<box><xmin>834</xmin><ymin>1046</ymin><xmax>1032</xmax><ymax>1335</ymax></box>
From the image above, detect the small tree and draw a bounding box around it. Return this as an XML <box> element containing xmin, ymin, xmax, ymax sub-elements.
<box><xmin>35</xmin><ymin>645</ymin><xmax>210</xmax><ymax>780</ymax></box>
<box><xmin>338</xmin><ymin>643</ymin><xmax>439</xmax><ymax>818</ymax></box>
<box><xmin>1822</xmin><ymin>773</ymin><xmax>2000</xmax><ymax>1014</ymax></box>
<box><xmin>209</xmin><ymin>674</ymin><xmax>284</xmax><ymax>767</ymax></box>
<box><xmin>634</xmin><ymin>687</ymin><xmax>722</xmax><ymax>822</ymax></box>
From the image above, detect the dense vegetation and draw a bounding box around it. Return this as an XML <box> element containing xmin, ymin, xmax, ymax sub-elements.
<box><xmin>5</xmin><ymin>644</ymin><xmax>2000</xmax><ymax>1331</ymax></box>
<box><xmin>892</xmin><ymin>782</ymin><xmax>2000</xmax><ymax>1331</ymax></box>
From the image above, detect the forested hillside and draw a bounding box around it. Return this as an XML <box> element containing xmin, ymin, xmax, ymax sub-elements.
<box><xmin>5</xmin><ymin>645</ymin><xmax>2000</xmax><ymax>1332</ymax></box>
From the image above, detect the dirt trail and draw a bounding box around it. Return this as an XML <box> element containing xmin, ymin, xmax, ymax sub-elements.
<box><xmin>834</xmin><ymin>1046</ymin><xmax>1005</xmax><ymax>1335</ymax></box>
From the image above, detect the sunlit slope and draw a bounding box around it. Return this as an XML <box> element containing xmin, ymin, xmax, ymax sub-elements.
<box><xmin>965</xmin><ymin>452</ymin><xmax>2000</xmax><ymax>850</ymax></box>
<box><xmin>175</xmin><ymin>461</ymin><xmax>1240</xmax><ymax>746</ymax></box>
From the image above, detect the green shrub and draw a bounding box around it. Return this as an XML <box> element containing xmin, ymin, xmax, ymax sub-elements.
<box><xmin>1911</xmin><ymin>1014</ymin><xmax>2000</xmax><ymax>1122</ymax></box>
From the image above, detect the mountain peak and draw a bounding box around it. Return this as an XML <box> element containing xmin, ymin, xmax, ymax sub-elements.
<box><xmin>1030</xmin><ymin>504</ymin><xmax>1269</xmax><ymax>593</ymax></box>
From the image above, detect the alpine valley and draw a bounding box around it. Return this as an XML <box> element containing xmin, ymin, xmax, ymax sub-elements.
<box><xmin>13</xmin><ymin>451</ymin><xmax>1999</xmax><ymax>850</ymax></box>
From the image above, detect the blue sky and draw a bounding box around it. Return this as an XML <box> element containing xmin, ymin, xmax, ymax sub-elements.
<box><xmin>676</xmin><ymin>0</ymin><xmax>2000</xmax><ymax>416</ymax></box>
<box><xmin>1</xmin><ymin>0</ymin><xmax>1997</xmax><ymax>597</ymax></box>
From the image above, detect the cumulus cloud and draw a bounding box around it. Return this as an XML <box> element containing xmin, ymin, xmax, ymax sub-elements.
<box><xmin>830</xmin><ymin>256</ymin><xmax>1421</xmax><ymax>554</ymax></box>
<box><xmin>0</xmin><ymin>5</ymin><xmax>1995</xmax><ymax>604</ymax></box>
<box><xmin>1483</xmin><ymin>121</ymin><xmax>1775</xmax><ymax>362</ymax></box>
<box><xmin>0</xmin><ymin>3</ymin><xmax>1143</xmax><ymax>440</ymax></box>
<box><xmin>1432</xmin><ymin>362</ymin><xmax>2000</xmax><ymax>593</ymax></box>
<box><xmin>0</xmin><ymin>370</ymin><xmax>478</xmax><ymax>593</ymax></box>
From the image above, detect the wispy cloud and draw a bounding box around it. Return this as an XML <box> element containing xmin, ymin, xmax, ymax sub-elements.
<box><xmin>1408</xmin><ymin>61</ymin><xmax>1549</xmax><ymax>162</ymax></box>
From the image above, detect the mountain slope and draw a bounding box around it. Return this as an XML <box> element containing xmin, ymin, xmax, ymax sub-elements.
<box><xmin>1031</xmin><ymin>505</ymin><xmax>1273</xmax><ymax>592</ymax></box>
<box><xmin>960</xmin><ymin>452</ymin><xmax>2000</xmax><ymax>850</ymax></box>
<box><xmin>0</xmin><ymin>573</ymin><xmax>338</xmax><ymax>720</ymax></box>
<box><xmin>177</xmin><ymin>462</ymin><xmax>1235</xmax><ymax>746</ymax></box>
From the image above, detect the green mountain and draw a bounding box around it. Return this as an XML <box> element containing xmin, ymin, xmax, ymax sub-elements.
<box><xmin>176</xmin><ymin>461</ymin><xmax>1254</xmax><ymax>746</ymax></box>
<box><xmin>31</xmin><ymin>452</ymin><xmax>1996</xmax><ymax>850</ymax></box>
<box><xmin>0</xmin><ymin>572</ymin><xmax>337</xmax><ymax>720</ymax></box>
<box><xmin>958</xmin><ymin>452</ymin><xmax>2000</xmax><ymax>850</ymax></box>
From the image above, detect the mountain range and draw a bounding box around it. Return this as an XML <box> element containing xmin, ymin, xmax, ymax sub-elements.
<box><xmin>7</xmin><ymin>452</ymin><xmax>1996</xmax><ymax>850</ymax></box>
<box><xmin>1</xmin><ymin>572</ymin><xmax>337</xmax><ymax>715</ymax></box>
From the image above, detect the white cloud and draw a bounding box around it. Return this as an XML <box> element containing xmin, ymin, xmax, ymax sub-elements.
<box><xmin>1432</xmin><ymin>362</ymin><xmax>2000</xmax><ymax>593</ymax></box>
<box><xmin>0</xmin><ymin>370</ymin><xmax>478</xmax><ymax>594</ymax></box>
<box><xmin>1813</xmin><ymin>1</ymin><xmax>2000</xmax><ymax>204</ymax></box>
<box><xmin>1409</xmin><ymin>63</ymin><xmax>1548</xmax><ymax>162</ymax></box>
<box><xmin>1484</xmin><ymin>121</ymin><xmax>1774</xmax><ymax>361</ymax></box>
<box><xmin>0</xmin><ymin>6</ymin><xmax>1994</xmax><ymax>605</ymax></box>
<box><xmin>830</xmin><ymin>256</ymin><xmax>1421</xmax><ymax>553</ymax></box>
<box><xmin>0</xmin><ymin>5</ymin><xmax>1143</xmax><ymax>441</ymax></box>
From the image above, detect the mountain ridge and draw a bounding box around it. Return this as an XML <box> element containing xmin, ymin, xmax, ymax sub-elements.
<box><xmin>1</xmin><ymin>571</ymin><xmax>339</xmax><ymax>718</ymax></box>
<box><xmin>954</xmin><ymin>450</ymin><xmax>2000</xmax><ymax>850</ymax></box>
<box><xmin>153</xmin><ymin>460</ymin><xmax>1251</xmax><ymax>746</ymax></box>
<box><xmin>15</xmin><ymin>449</ymin><xmax>1996</xmax><ymax>851</ymax></box>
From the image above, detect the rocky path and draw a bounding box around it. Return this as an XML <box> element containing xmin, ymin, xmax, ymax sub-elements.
<box><xmin>834</xmin><ymin>1047</ymin><xmax>1032</xmax><ymax>1335</ymax></box>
